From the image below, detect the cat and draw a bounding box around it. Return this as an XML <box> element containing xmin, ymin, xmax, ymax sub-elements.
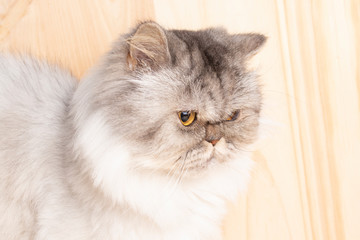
<box><xmin>0</xmin><ymin>21</ymin><xmax>266</xmax><ymax>240</ymax></box>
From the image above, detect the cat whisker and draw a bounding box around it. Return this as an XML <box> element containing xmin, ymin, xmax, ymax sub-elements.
<box><xmin>150</xmin><ymin>156</ymin><xmax>187</xmax><ymax>226</ymax></box>
<box><xmin>166</xmin><ymin>156</ymin><xmax>182</xmax><ymax>178</ymax></box>
<box><xmin>158</xmin><ymin>156</ymin><xmax>184</xmax><ymax>198</ymax></box>
<box><xmin>177</xmin><ymin>164</ymin><xmax>189</xmax><ymax>187</ymax></box>
<box><xmin>153</xmin><ymin>156</ymin><xmax>186</xmax><ymax>219</ymax></box>
<box><xmin>164</xmin><ymin>155</ymin><xmax>187</xmax><ymax>197</ymax></box>
<box><xmin>168</xmin><ymin>156</ymin><xmax>186</xmax><ymax>185</ymax></box>
<box><xmin>174</xmin><ymin>155</ymin><xmax>182</xmax><ymax>163</ymax></box>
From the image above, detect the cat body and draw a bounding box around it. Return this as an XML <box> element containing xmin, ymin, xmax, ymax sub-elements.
<box><xmin>0</xmin><ymin>22</ymin><xmax>265</xmax><ymax>240</ymax></box>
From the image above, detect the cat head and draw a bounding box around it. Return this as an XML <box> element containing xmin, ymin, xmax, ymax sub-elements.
<box><xmin>73</xmin><ymin>21</ymin><xmax>266</xmax><ymax>181</ymax></box>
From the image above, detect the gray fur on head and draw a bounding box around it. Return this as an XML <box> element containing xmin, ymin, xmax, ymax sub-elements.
<box><xmin>72</xmin><ymin>21</ymin><xmax>266</xmax><ymax>175</ymax></box>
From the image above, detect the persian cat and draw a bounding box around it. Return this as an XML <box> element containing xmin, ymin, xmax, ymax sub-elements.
<box><xmin>0</xmin><ymin>22</ymin><xmax>266</xmax><ymax>240</ymax></box>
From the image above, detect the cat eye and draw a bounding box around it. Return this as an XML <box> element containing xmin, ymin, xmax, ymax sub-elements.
<box><xmin>178</xmin><ymin>111</ymin><xmax>196</xmax><ymax>126</ymax></box>
<box><xmin>226</xmin><ymin>110</ymin><xmax>240</xmax><ymax>122</ymax></box>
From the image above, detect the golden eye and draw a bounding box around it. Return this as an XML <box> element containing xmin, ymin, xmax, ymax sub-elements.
<box><xmin>226</xmin><ymin>110</ymin><xmax>240</xmax><ymax>121</ymax></box>
<box><xmin>178</xmin><ymin>111</ymin><xmax>196</xmax><ymax>126</ymax></box>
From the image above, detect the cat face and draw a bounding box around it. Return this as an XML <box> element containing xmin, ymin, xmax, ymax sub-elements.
<box><xmin>80</xmin><ymin>22</ymin><xmax>265</xmax><ymax>178</ymax></box>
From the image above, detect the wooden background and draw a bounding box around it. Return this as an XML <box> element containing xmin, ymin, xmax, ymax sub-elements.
<box><xmin>0</xmin><ymin>0</ymin><xmax>359</xmax><ymax>239</ymax></box>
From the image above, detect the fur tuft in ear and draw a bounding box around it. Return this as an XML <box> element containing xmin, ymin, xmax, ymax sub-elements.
<box><xmin>127</xmin><ymin>22</ymin><xmax>170</xmax><ymax>70</ymax></box>
<box><xmin>233</xmin><ymin>33</ymin><xmax>267</xmax><ymax>59</ymax></box>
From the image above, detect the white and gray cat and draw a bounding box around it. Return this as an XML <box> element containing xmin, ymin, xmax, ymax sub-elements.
<box><xmin>0</xmin><ymin>21</ymin><xmax>266</xmax><ymax>240</ymax></box>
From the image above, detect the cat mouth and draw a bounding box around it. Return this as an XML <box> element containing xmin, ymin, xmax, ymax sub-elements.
<box><xmin>169</xmin><ymin>138</ymin><xmax>235</xmax><ymax>176</ymax></box>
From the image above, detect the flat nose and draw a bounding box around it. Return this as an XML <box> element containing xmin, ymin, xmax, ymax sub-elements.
<box><xmin>208</xmin><ymin>139</ymin><xmax>220</xmax><ymax>146</ymax></box>
<box><xmin>205</xmin><ymin>123</ymin><xmax>222</xmax><ymax>146</ymax></box>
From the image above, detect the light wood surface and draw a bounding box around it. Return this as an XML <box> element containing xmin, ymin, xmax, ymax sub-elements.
<box><xmin>1</xmin><ymin>0</ymin><xmax>359</xmax><ymax>239</ymax></box>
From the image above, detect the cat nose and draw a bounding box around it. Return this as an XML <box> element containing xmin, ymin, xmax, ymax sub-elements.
<box><xmin>205</xmin><ymin>123</ymin><xmax>222</xmax><ymax>146</ymax></box>
<box><xmin>207</xmin><ymin>138</ymin><xmax>220</xmax><ymax>146</ymax></box>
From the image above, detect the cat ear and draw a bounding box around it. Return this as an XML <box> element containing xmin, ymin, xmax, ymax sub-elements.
<box><xmin>126</xmin><ymin>22</ymin><xmax>171</xmax><ymax>70</ymax></box>
<box><xmin>232</xmin><ymin>33</ymin><xmax>267</xmax><ymax>59</ymax></box>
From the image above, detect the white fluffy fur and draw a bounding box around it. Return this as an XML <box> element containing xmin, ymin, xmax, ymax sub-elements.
<box><xmin>74</xmin><ymin>112</ymin><xmax>253</xmax><ymax>239</ymax></box>
<box><xmin>0</xmin><ymin>54</ymin><xmax>255</xmax><ymax>239</ymax></box>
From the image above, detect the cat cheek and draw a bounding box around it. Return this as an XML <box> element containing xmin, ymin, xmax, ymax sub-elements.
<box><xmin>212</xmin><ymin>138</ymin><xmax>230</xmax><ymax>159</ymax></box>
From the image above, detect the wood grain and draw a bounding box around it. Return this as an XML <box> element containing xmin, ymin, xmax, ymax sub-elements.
<box><xmin>0</xmin><ymin>0</ymin><xmax>359</xmax><ymax>239</ymax></box>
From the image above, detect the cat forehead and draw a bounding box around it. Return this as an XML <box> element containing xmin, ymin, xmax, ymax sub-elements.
<box><xmin>167</xmin><ymin>29</ymin><xmax>231</xmax><ymax>76</ymax></box>
<box><xmin>138</xmin><ymin>68</ymin><xmax>240</xmax><ymax>119</ymax></box>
